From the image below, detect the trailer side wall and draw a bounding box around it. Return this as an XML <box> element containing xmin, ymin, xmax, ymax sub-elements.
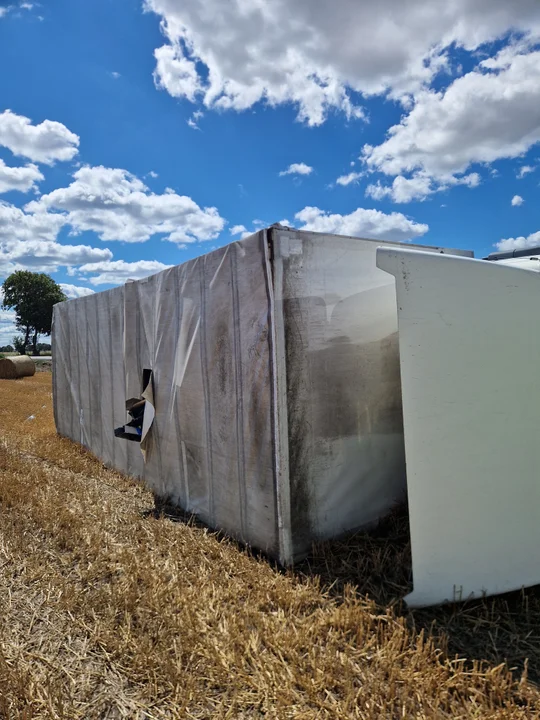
<box><xmin>53</xmin><ymin>232</ymin><xmax>279</xmax><ymax>556</ymax></box>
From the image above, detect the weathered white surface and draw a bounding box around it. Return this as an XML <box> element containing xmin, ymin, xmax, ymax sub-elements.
<box><xmin>272</xmin><ymin>229</ymin><xmax>472</xmax><ymax>557</ymax></box>
<box><xmin>54</xmin><ymin>233</ymin><xmax>279</xmax><ymax>557</ymax></box>
<box><xmin>378</xmin><ymin>247</ymin><xmax>540</xmax><ymax>607</ymax></box>
<box><xmin>493</xmin><ymin>255</ymin><xmax>540</xmax><ymax>272</ymax></box>
<box><xmin>53</xmin><ymin>227</ymin><xmax>472</xmax><ymax>565</ymax></box>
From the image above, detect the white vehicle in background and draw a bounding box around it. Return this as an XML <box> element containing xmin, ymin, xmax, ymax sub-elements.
<box><xmin>484</xmin><ymin>245</ymin><xmax>540</xmax><ymax>271</ymax></box>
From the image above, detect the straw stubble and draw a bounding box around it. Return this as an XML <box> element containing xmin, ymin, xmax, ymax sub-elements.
<box><xmin>0</xmin><ymin>373</ymin><xmax>538</xmax><ymax>718</ymax></box>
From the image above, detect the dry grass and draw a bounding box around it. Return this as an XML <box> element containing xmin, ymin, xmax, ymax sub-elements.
<box><xmin>0</xmin><ymin>374</ymin><xmax>539</xmax><ymax>718</ymax></box>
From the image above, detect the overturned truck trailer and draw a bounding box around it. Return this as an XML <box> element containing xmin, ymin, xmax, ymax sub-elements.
<box><xmin>53</xmin><ymin>226</ymin><xmax>471</xmax><ymax>564</ymax></box>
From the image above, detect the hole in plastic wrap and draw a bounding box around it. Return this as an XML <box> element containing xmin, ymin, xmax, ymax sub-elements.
<box><xmin>114</xmin><ymin>369</ymin><xmax>155</xmax><ymax>459</ymax></box>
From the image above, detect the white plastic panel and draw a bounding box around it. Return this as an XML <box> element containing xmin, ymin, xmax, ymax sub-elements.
<box><xmin>377</xmin><ymin>247</ymin><xmax>540</xmax><ymax>607</ymax></box>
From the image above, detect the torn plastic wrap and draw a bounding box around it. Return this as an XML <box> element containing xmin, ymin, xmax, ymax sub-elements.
<box><xmin>114</xmin><ymin>369</ymin><xmax>155</xmax><ymax>460</ymax></box>
<box><xmin>139</xmin><ymin>369</ymin><xmax>155</xmax><ymax>459</ymax></box>
<box><xmin>113</xmin><ymin>399</ymin><xmax>144</xmax><ymax>441</ymax></box>
<box><xmin>52</xmin><ymin>228</ymin><xmax>472</xmax><ymax>565</ymax></box>
<box><xmin>54</xmin><ymin>233</ymin><xmax>279</xmax><ymax>557</ymax></box>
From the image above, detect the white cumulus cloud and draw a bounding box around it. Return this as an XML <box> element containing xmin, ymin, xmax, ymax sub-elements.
<box><xmin>145</xmin><ymin>0</ymin><xmax>540</xmax><ymax>125</ymax></box>
<box><xmin>512</xmin><ymin>194</ymin><xmax>525</xmax><ymax>206</ymax></box>
<box><xmin>0</xmin><ymin>201</ymin><xmax>112</xmax><ymax>275</ymax></box>
<box><xmin>0</xmin><ymin>322</ymin><xmax>18</xmax><ymax>346</ymax></box>
<box><xmin>363</xmin><ymin>47</ymin><xmax>540</xmax><ymax>184</ymax></box>
<box><xmin>366</xmin><ymin>172</ymin><xmax>480</xmax><ymax>203</ymax></box>
<box><xmin>77</xmin><ymin>259</ymin><xmax>174</xmax><ymax>286</ymax></box>
<box><xmin>154</xmin><ymin>43</ymin><xmax>203</xmax><ymax>103</ymax></box>
<box><xmin>294</xmin><ymin>205</ymin><xmax>428</xmax><ymax>242</ymax></box>
<box><xmin>59</xmin><ymin>283</ymin><xmax>96</xmax><ymax>299</ymax></box>
<box><xmin>0</xmin><ymin>292</ymin><xmax>18</xmax><ymax>344</ymax></box>
<box><xmin>518</xmin><ymin>165</ymin><xmax>535</xmax><ymax>178</ymax></box>
<box><xmin>0</xmin><ymin>2</ymin><xmax>34</xmax><ymax>20</ymax></box>
<box><xmin>0</xmin><ymin>238</ymin><xmax>112</xmax><ymax>276</ymax></box>
<box><xmin>496</xmin><ymin>231</ymin><xmax>540</xmax><ymax>252</ymax></box>
<box><xmin>0</xmin><ymin>200</ymin><xmax>66</xmax><ymax>243</ymax></box>
<box><xmin>0</xmin><ymin>159</ymin><xmax>43</xmax><ymax>194</ymax></box>
<box><xmin>0</xmin><ymin>308</ymin><xmax>15</xmax><ymax>323</ymax></box>
<box><xmin>336</xmin><ymin>172</ymin><xmax>363</xmax><ymax>186</ymax></box>
<box><xmin>187</xmin><ymin>109</ymin><xmax>204</xmax><ymax>130</ymax></box>
<box><xmin>26</xmin><ymin>165</ymin><xmax>226</xmax><ymax>244</ymax></box>
<box><xmin>230</xmin><ymin>224</ymin><xmax>247</xmax><ymax>235</ymax></box>
<box><xmin>279</xmin><ymin>163</ymin><xmax>313</xmax><ymax>177</ymax></box>
<box><xmin>0</xmin><ymin>109</ymin><xmax>80</xmax><ymax>165</ymax></box>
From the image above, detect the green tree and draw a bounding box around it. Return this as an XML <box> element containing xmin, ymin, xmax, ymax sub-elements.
<box><xmin>2</xmin><ymin>271</ymin><xmax>66</xmax><ymax>355</ymax></box>
<box><xmin>12</xmin><ymin>336</ymin><xmax>26</xmax><ymax>354</ymax></box>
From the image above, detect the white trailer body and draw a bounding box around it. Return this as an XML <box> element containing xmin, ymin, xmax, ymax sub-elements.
<box><xmin>53</xmin><ymin>227</ymin><xmax>471</xmax><ymax>564</ymax></box>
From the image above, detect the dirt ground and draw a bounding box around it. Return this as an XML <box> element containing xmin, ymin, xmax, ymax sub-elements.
<box><xmin>1</xmin><ymin>373</ymin><xmax>539</xmax><ymax>718</ymax></box>
<box><xmin>34</xmin><ymin>358</ymin><xmax>52</xmax><ymax>372</ymax></box>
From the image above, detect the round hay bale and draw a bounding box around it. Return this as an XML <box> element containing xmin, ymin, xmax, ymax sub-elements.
<box><xmin>0</xmin><ymin>355</ymin><xmax>36</xmax><ymax>379</ymax></box>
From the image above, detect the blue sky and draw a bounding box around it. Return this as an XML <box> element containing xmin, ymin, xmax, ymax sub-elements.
<box><xmin>1</xmin><ymin>0</ymin><xmax>540</xmax><ymax>342</ymax></box>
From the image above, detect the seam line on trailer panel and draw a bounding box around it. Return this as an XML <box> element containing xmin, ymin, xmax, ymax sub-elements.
<box><xmin>199</xmin><ymin>257</ymin><xmax>215</xmax><ymax>525</ymax></box>
<box><xmin>231</xmin><ymin>242</ymin><xmax>247</xmax><ymax>540</ymax></box>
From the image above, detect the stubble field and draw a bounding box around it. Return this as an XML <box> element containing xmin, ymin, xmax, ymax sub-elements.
<box><xmin>1</xmin><ymin>373</ymin><xmax>539</xmax><ymax>718</ymax></box>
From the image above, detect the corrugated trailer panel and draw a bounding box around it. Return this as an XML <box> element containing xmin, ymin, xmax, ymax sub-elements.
<box><xmin>53</xmin><ymin>232</ymin><xmax>279</xmax><ymax>557</ymax></box>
